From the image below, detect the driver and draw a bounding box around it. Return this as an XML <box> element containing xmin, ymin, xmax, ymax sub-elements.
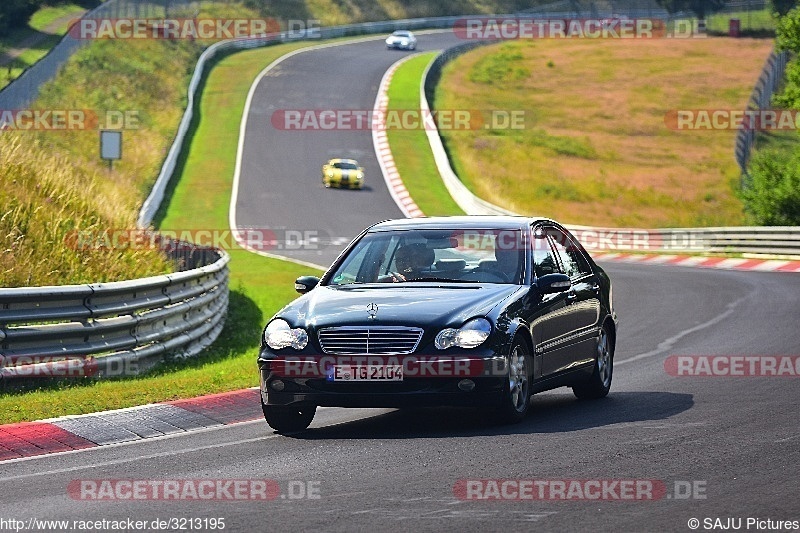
<box><xmin>493</xmin><ymin>245</ymin><xmax>522</xmax><ymax>282</ymax></box>
<box><xmin>392</xmin><ymin>243</ymin><xmax>434</xmax><ymax>281</ymax></box>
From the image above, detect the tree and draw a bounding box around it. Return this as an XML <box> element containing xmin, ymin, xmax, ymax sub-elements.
<box><xmin>776</xmin><ymin>5</ymin><xmax>800</xmax><ymax>52</ymax></box>
<box><xmin>655</xmin><ymin>0</ymin><xmax>727</xmax><ymax>20</ymax></box>
<box><xmin>0</xmin><ymin>0</ymin><xmax>42</xmax><ymax>36</ymax></box>
<box><xmin>740</xmin><ymin>149</ymin><xmax>800</xmax><ymax>225</ymax></box>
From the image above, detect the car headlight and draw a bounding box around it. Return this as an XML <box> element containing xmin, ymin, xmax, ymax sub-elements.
<box><xmin>435</xmin><ymin>317</ymin><xmax>491</xmax><ymax>350</ymax></box>
<box><xmin>264</xmin><ymin>319</ymin><xmax>308</xmax><ymax>350</ymax></box>
<box><xmin>356</xmin><ymin>172</ymin><xmax>364</xmax><ymax>179</ymax></box>
<box><xmin>327</xmin><ymin>171</ymin><xmax>334</xmax><ymax>178</ymax></box>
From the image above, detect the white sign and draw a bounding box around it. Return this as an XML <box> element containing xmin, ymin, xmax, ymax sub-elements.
<box><xmin>100</xmin><ymin>130</ymin><xmax>122</xmax><ymax>160</ymax></box>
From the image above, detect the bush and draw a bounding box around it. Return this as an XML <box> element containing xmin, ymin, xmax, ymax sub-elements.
<box><xmin>740</xmin><ymin>149</ymin><xmax>800</xmax><ymax>225</ymax></box>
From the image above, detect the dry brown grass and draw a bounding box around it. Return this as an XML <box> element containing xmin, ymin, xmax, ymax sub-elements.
<box><xmin>436</xmin><ymin>37</ymin><xmax>775</xmax><ymax>227</ymax></box>
<box><xmin>0</xmin><ymin>134</ymin><xmax>173</xmax><ymax>287</ymax></box>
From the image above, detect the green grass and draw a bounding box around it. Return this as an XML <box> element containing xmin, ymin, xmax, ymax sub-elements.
<box><xmin>385</xmin><ymin>52</ymin><xmax>463</xmax><ymax>216</ymax></box>
<box><xmin>29</xmin><ymin>3</ymin><xmax>86</xmax><ymax>32</ymax></box>
<box><xmin>707</xmin><ymin>9</ymin><xmax>776</xmax><ymax>34</ymax></box>
<box><xmin>434</xmin><ymin>38</ymin><xmax>775</xmax><ymax>228</ymax></box>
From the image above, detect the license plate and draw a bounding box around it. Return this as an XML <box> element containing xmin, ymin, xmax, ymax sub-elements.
<box><xmin>332</xmin><ymin>365</ymin><xmax>403</xmax><ymax>381</ymax></box>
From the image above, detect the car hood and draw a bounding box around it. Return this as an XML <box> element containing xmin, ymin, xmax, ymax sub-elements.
<box><xmin>278</xmin><ymin>284</ymin><xmax>522</xmax><ymax>330</ymax></box>
<box><xmin>330</xmin><ymin>168</ymin><xmax>360</xmax><ymax>177</ymax></box>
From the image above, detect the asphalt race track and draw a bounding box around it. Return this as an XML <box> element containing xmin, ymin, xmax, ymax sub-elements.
<box><xmin>3</xmin><ymin>34</ymin><xmax>799</xmax><ymax>532</ymax></box>
<box><xmin>233</xmin><ymin>31</ymin><xmax>464</xmax><ymax>267</ymax></box>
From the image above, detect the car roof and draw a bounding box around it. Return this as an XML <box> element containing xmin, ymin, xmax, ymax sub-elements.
<box><xmin>367</xmin><ymin>215</ymin><xmax>556</xmax><ymax>232</ymax></box>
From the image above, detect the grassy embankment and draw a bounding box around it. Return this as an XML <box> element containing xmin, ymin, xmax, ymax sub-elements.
<box><xmin>0</xmin><ymin>38</ymin><xmax>323</xmax><ymax>423</ymax></box>
<box><xmin>434</xmin><ymin>38</ymin><xmax>775</xmax><ymax>228</ymax></box>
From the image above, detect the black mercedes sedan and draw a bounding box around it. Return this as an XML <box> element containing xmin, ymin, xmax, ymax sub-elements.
<box><xmin>258</xmin><ymin>216</ymin><xmax>618</xmax><ymax>432</ymax></box>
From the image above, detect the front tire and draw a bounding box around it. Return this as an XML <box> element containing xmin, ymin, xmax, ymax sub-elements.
<box><xmin>262</xmin><ymin>401</ymin><xmax>316</xmax><ymax>433</ymax></box>
<box><xmin>573</xmin><ymin>324</ymin><xmax>613</xmax><ymax>400</ymax></box>
<box><xmin>495</xmin><ymin>339</ymin><xmax>532</xmax><ymax>423</ymax></box>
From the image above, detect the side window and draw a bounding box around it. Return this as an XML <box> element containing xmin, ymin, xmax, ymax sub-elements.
<box><xmin>532</xmin><ymin>227</ymin><xmax>558</xmax><ymax>277</ymax></box>
<box><xmin>547</xmin><ymin>228</ymin><xmax>585</xmax><ymax>279</ymax></box>
<box><xmin>564</xmin><ymin>233</ymin><xmax>592</xmax><ymax>277</ymax></box>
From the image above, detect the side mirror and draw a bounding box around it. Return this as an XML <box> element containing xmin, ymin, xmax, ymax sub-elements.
<box><xmin>294</xmin><ymin>275</ymin><xmax>320</xmax><ymax>294</ymax></box>
<box><xmin>535</xmin><ymin>273</ymin><xmax>571</xmax><ymax>294</ymax></box>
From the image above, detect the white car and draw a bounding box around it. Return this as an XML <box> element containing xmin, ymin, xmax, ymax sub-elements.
<box><xmin>385</xmin><ymin>30</ymin><xmax>417</xmax><ymax>50</ymax></box>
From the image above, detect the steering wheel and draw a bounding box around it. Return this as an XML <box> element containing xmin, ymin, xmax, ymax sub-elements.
<box><xmin>377</xmin><ymin>272</ymin><xmax>406</xmax><ymax>283</ymax></box>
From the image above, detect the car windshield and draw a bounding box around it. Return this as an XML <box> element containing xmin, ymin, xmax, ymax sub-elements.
<box><xmin>327</xmin><ymin>228</ymin><xmax>525</xmax><ymax>285</ymax></box>
<box><xmin>392</xmin><ymin>31</ymin><xmax>411</xmax><ymax>37</ymax></box>
<box><xmin>333</xmin><ymin>162</ymin><xmax>359</xmax><ymax>170</ymax></box>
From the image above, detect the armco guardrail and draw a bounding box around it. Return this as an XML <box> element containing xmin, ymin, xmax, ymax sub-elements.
<box><xmin>563</xmin><ymin>225</ymin><xmax>800</xmax><ymax>256</ymax></box>
<box><xmin>0</xmin><ymin>242</ymin><xmax>229</xmax><ymax>381</ymax></box>
<box><xmin>421</xmin><ymin>43</ymin><xmax>800</xmax><ymax>257</ymax></box>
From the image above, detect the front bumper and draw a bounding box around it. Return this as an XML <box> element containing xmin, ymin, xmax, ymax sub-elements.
<box><xmin>259</xmin><ymin>354</ymin><xmax>507</xmax><ymax>408</ymax></box>
<box><xmin>323</xmin><ymin>176</ymin><xmax>363</xmax><ymax>189</ymax></box>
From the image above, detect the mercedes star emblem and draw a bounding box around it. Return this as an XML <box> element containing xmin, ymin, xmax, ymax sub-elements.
<box><xmin>367</xmin><ymin>303</ymin><xmax>378</xmax><ymax>319</ymax></box>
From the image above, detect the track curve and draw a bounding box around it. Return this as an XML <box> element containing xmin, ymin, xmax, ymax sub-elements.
<box><xmin>232</xmin><ymin>32</ymin><xmax>463</xmax><ymax>267</ymax></box>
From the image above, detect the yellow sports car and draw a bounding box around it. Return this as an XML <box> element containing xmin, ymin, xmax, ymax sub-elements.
<box><xmin>321</xmin><ymin>158</ymin><xmax>364</xmax><ymax>189</ymax></box>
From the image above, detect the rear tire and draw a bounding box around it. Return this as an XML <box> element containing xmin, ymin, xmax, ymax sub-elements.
<box><xmin>573</xmin><ymin>324</ymin><xmax>613</xmax><ymax>400</ymax></box>
<box><xmin>262</xmin><ymin>401</ymin><xmax>316</xmax><ymax>433</ymax></box>
<box><xmin>495</xmin><ymin>339</ymin><xmax>532</xmax><ymax>424</ymax></box>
